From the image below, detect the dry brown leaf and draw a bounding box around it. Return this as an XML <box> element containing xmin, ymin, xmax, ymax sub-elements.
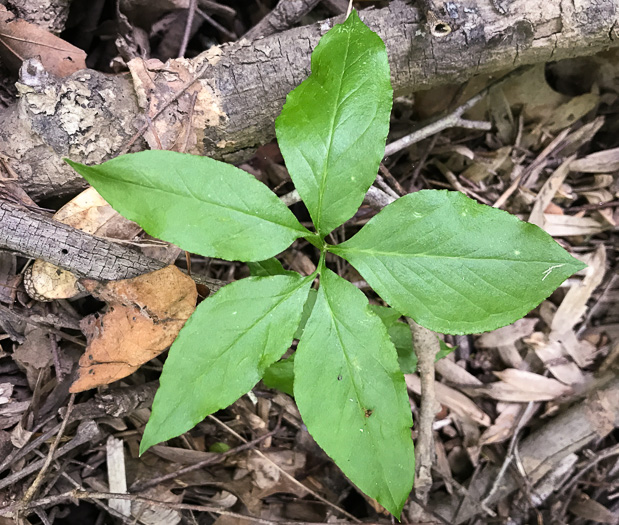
<box><xmin>582</xmin><ymin>189</ymin><xmax>616</xmax><ymax>226</ymax></box>
<box><xmin>479</xmin><ymin>369</ymin><xmax>572</xmax><ymax>402</ymax></box>
<box><xmin>531</xmin><ymin>336</ymin><xmax>586</xmax><ymax>385</ymax></box>
<box><xmin>541</xmin><ymin>213</ymin><xmax>606</xmax><ymax>237</ymax></box>
<box><xmin>568</xmin><ymin>492</ymin><xmax>619</xmax><ymax>524</ymax></box>
<box><xmin>529</xmin><ymin>157</ymin><xmax>574</xmax><ymax>228</ymax></box>
<box><xmin>543</xmin><ymin>93</ymin><xmax>599</xmax><ymax>133</ymax></box>
<box><xmin>405</xmin><ymin>374</ymin><xmax>491</xmax><ymax>426</ymax></box>
<box><xmin>0</xmin><ymin>5</ymin><xmax>86</xmax><ymax>77</ymax></box>
<box><xmin>70</xmin><ymin>266</ymin><xmax>197</xmax><ymax>392</ymax></box>
<box><xmin>550</xmin><ymin>245</ymin><xmax>606</xmax><ymax>368</ymax></box>
<box><xmin>479</xmin><ymin>403</ymin><xmax>524</xmax><ymax>445</ymax></box>
<box><xmin>435</xmin><ymin>358</ymin><xmax>482</xmax><ymax>386</ymax></box>
<box><xmin>54</xmin><ymin>186</ymin><xmax>141</xmax><ymax>237</ymax></box>
<box><xmin>476</xmin><ymin>318</ymin><xmax>538</xmax><ymax>348</ymax></box>
<box><xmin>570</xmin><ymin>146</ymin><xmax>619</xmax><ymax>173</ymax></box>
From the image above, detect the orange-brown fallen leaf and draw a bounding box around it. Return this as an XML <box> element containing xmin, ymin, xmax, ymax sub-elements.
<box><xmin>0</xmin><ymin>5</ymin><xmax>86</xmax><ymax>77</ymax></box>
<box><xmin>70</xmin><ymin>266</ymin><xmax>197</xmax><ymax>393</ymax></box>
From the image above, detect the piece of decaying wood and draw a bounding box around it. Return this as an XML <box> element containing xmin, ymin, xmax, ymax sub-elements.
<box><xmin>431</xmin><ymin>375</ymin><xmax>619</xmax><ymax>523</ymax></box>
<box><xmin>0</xmin><ymin>199</ymin><xmax>224</xmax><ymax>292</ymax></box>
<box><xmin>106</xmin><ymin>436</ymin><xmax>131</xmax><ymax>517</ymax></box>
<box><xmin>2</xmin><ymin>0</ymin><xmax>618</xmax><ymax>199</ymax></box>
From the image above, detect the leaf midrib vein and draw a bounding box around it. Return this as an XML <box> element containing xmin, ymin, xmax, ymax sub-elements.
<box><xmin>315</xmin><ymin>30</ymin><xmax>352</xmax><ymax>233</ymax></box>
<box><xmin>102</xmin><ymin>172</ymin><xmax>306</xmax><ymax>235</ymax></box>
<box><xmin>338</xmin><ymin>247</ymin><xmax>573</xmax><ymax>265</ymax></box>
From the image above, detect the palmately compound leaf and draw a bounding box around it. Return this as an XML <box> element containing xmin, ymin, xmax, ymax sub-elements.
<box><xmin>294</xmin><ymin>269</ymin><xmax>414</xmax><ymax>517</ymax></box>
<box><xmin>66</xmin><ymin>151</ymin><xmax>312</xmax><ymax>262</ymax></box>
<box><xmin>332</xmin><ymin>190</ymin><xmax>587</xmax><ymax>334</ymax></box>
<box><xmin>140</xmin><ymin>274</ymin><xmax>313</xmax><ymax>454</ymax></box>
<box><xmin>275</xmin><ymin>10</ymin><xmax>392</xmax><ymax>237</ymax></box>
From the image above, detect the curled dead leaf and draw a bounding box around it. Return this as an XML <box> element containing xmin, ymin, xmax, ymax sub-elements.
<box><xmin>70</xmin><ymin>266</ymin><xmax>197</xmax><ymax>392</ymax></box>
<box><xmin>0</xmin><ymin>5</ymin><xmax>86</xmax><ymax>77</ymax></box>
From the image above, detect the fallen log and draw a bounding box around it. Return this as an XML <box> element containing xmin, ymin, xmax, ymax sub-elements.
<box><xmin>0</xmin><ymin>0</ymin><xmax>616</xmax><ymax>200</ymax></box>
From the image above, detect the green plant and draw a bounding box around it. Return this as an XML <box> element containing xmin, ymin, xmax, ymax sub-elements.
<box><xmin>66</xmin><ymin>11</ymin><xmax>585</xmax><ymax>517</ymax></box>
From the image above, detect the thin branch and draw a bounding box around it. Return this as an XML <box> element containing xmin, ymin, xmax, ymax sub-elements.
<box><xmin>208</xmin><ymin>415</ymin><xmax>361</xmax><ymax>522</ymax></box>
<box><xmin>2</xmin><ymin>489</ymin><xmax>330</xmax><ymax>524</ymax></box>
<box><xmin>130</xmin><ymin>428</ymin><xmax>278</xmax><ymax>492</ymax></box>
<box><xmin>178</xmin><ymin>0</ymin><xmax>198</xmax><ymax>58</ymax></box>
<box><xmin>20</xmin><ymin>394</ymin><xmax>76</xmax><ymax>507</ymax></box>
<box><xmin>480</xmin><ymin>401</ymin><xmax>536</xmax><ymax>508</ymax></box>
<box><xmin>406</xmin><ymin>319</ymin><xmax>439</xmax><ymax>519</ymax></box>
<box><xmin>385</xmin><ymin>67</ymin><xmax>530</xmax><ymax>158</ymax></box>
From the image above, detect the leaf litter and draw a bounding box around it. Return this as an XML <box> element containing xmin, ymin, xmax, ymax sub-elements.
<box><xmin>0</xmin><ymin>3</ymin><xmax>618</xmax><ymax>524</ymax></box>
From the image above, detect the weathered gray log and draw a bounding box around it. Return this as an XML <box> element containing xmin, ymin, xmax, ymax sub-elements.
<box><xmin>1</xmin><ymin>0</ymin><xmax>618</xmax><ymax>200</ymax></box>
<box><xmin>0</xmin><ymin>200</ymin><xmax>224</xmax><ymax>290</ymax></box>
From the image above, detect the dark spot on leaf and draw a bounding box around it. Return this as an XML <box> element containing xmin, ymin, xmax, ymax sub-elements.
<box><xmin>337</xmin><ymin>374</ymin><xmax>342</xmax><ymax>381</ymax></box>
<box><xmin>364</xmin><ymin>409</ymin><xmax>373</xmax><ymax>418</ymax></box>
<box><xmin>61</xmin><ymin>249</ymin><xmax>68</xmax><ymax>255</ymax></box>
<box><xmin>88</xmin><ymin>354</ymin><xmax>93</xmax><ymax>360</ymax></box>
<box><xmin>88</xmin><ymin>369</ymin><xmax>94</xmax><ymax>374</ymax></box>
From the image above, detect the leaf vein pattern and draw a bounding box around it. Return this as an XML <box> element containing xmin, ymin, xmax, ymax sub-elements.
<box><xmin>315</xmin><ymin>30</ymin><xmax>352</xmax><ymax>232</ymax></box>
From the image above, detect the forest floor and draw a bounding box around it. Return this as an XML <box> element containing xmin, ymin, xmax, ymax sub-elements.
<box><xmin>0</xmin><ymin>1</ymin><xmax>617</xmax><ymax>524</ymax></box>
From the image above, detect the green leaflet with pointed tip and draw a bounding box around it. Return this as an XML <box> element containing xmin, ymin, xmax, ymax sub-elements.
<box><xmin>294</xmin><ymin>269</ymin><xmax>414</xmax><ymax>517</ymax></box>
<box><xmin>332</xmin><ymin>190</ymin><xmax>586</xmax><ymax>334</ymax></box>
<box><xmin>66</xmin><ymin>151</ymin><xmax>310</xmax><ymax>262</ymax></box>
<box><xmin>247</xmin><ymin>258</ymin><xmax>296</xmax><ymax>277</ymax></box>
<box><xmin>140</xmin><ymin>274</ymin><xmax>313</xmax><ymax>454</ymax></box>
<box><xmin>262</xmin><ymin>354</ymin><xmax>295</xmax><ymax>396</ymax></box>
<box><xmin>275</xmin><ymin>10</ymin><xmax>392</xmax><ymax>237</ymax></box>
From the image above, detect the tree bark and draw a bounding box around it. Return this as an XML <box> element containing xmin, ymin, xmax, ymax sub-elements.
<box><xmin>1</xmin><ymin>0</ymin><xmax>618</xmax><ymax>200</ymax></box>
<box><xmin>0</xmin><ymin>200</ymin><xmax>224</xmax><ymax>290</ymax></box>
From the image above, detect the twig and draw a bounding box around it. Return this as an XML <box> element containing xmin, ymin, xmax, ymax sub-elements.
<box><xmin>19</xmin><ymin>394</ymin><xmax>76</xmax><ymax>509</ymax></box>
<box><xmin>408</xmin><ymin>495</ymin><xmax>452</xmax><ymax>525</ymax></box>
<box><xmin>3</xmin><ymin>490</ymin><xmax>323</xmax><ymax>524</ymax></box>
<box><xmin>407</xmin><ymin>319</ymin><xmax>439</xmax><ymax>514</ymax></box>
<box><xmin>208</xmin><ymin>414</ymin><xmax>361</xmax><ymax>522</ymax></box>
<box><xmin>558</xmin><ymin>442</ymin><xmax>619</xmax><ymax>498</ymax></box>
<box><xmin>199</xmin><ymin>0</ymin><xmax>236</xmax><ymax>18</ymax></box>
<box><xmin>243</xmin><ymin>0</ymin><xmax>322</xmax><ymax>41</ymax></box>
<box><xmin>196</xmin><ymin>8</ymin><xmax>237</xmax><ymax>40</ymax></box>
<box><xmin>130</xmin><ymin>428</ymin><xmax>278</xmax><ymax>492</ymax></box>
<box><xmin>49</xmin><ymin>333</ymin><xmax>65</xmax><ymax>382</ymax></box>
<box><xmin>480</xmin><ymin>401</ymin><xmax>536</xmax><ymax>508</ymax></box>
<box><xmin>385</xmin><ymin>68</ymin><xmax>529</xmax><ymax>158</ymax></box>
<box><xmin>345</xmin><ymin>0</ymin><xmax>353</xmax><ymax>18</ymax></box>
<box><xmin>493</xmin><ymin>127</ymin><xmax>571</xmax><ymax>208</ymax></box>
<box><xmin>178</xmin><ymin>0</ymin><xmax>198</xmax><ymax>58</ymax></box>
<box><xmin>0</xmin><ymin>420</ymin><xmax>102</xmax><ymax>492</ymax></box>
